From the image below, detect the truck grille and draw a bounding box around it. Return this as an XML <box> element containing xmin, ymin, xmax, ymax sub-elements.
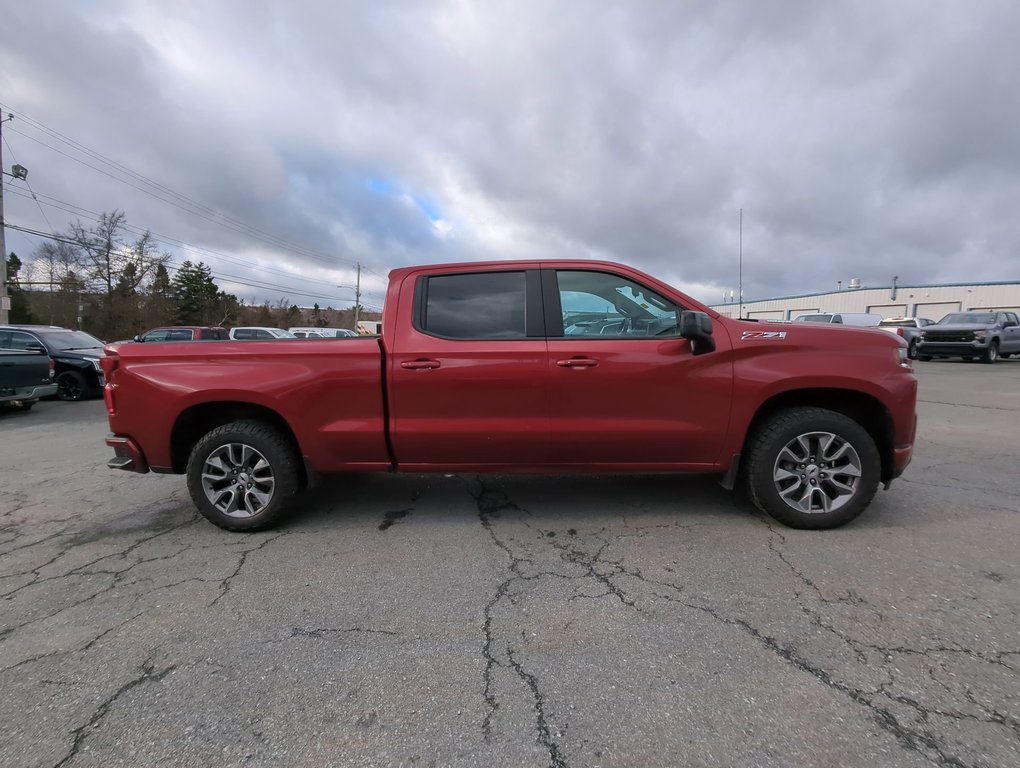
<box><xmin>925</xmin><ymin>331</ymin><xmax>975</xmax><ymax>343</ymax></box>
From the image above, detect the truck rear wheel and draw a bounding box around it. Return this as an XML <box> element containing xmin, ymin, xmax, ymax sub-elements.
<box><xmin>744</xmin><ymin>407</ymin><xmax>880</xmax><ymax>529</ymax></box>
<box><xmin>186</xmin><ymin>420</ymin><xmax>302</xmax><ymax>531</ymax></box>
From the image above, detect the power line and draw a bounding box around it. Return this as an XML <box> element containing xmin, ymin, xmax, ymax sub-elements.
<box><xmin>2</xmin><ymin>186</ymin><xmax>385</xmax><ymax>301</ymax></box>
<box><xmin>5</xmin><ymin>222</ymin><xmax>372</xmax><ymax>305</ymax></box>
<box><xmin>0</xmin><ymin>105</ymin><xmax>368</xmax><ymax>270</ymax></box>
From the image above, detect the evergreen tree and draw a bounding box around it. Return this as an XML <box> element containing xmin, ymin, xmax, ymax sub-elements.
<box><xmin>171</xmin><ymin>261</ymin><xmax>220</xmax><ymax>324</ymax></box>
<box><xmin>6</xmin><ymin>252</ymin><xmax>35</xmax><ymax>324</ymax></box>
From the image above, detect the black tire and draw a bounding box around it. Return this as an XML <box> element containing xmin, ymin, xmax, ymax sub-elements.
<box><xmin>982</xmin><ymin>341</ymin><xmax>999</xmax><ymax>364</ymax></box>
<box><xmin>56</xmin><ymin>371</ymin><xmax>88</xmax><ymax>401</ymax></box>
<box><xmin>916</xmin><ymin>354</ymin><xmax>933</xmax><ymax>362</ymax></box>
<box><xmin>744</xmin><ymin>407</ymin><xmax>881</xmax><ymax>530</ymax></box>
<box><xmin>186</xmin><ymin>420</ymin><xmax>302</xmax><ymax>531</ymax></box>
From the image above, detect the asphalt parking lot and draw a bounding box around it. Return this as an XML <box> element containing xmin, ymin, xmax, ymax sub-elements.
<box><xmin>1</xmin><ymin>360</ymin><xmax>1018</xmax><ymax>768</ymax></box>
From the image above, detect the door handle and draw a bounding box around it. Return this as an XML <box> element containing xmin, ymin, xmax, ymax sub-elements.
<box><xmin>556</xmin><ymin>358</ymin><xmax>598</xmax><ymax>368</ymax></box>
<box><xmin>401</xmin><ymin>359</ymin><xmax>441</xmax><ymax>370</ymax></box>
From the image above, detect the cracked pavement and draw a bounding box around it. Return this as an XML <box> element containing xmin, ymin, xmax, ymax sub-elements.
<box><xmin>1</xmin><ymin>360</ymin><xmax>1018</xmax><ymax>767</ymax></box>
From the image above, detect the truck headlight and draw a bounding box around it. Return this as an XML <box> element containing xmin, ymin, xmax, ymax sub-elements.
<box><xmin>917</xmin><ymin>331</ymin><xmax>926</xmax><ymax>340</ymax></box>
<box><xmin>84</xmin><ymin>356</ymin><xmax>102</xmax><ymax>371</ymax></box>
<box><xmin>973</xmin><ymin>331</ymin><xmax>987</xmax><ymax>341</ymax></box>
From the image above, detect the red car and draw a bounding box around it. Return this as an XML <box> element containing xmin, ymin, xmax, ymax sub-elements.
<box><xmin>134</xmin><ymin>326</ymin><xmax>229</xmax><ymax>342</ymax></box>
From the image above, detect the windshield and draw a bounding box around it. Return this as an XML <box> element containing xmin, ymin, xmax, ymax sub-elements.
<box><xmin>33</xmin><ymin>329</ymin><xmax>105</xmax><ymax>351</ymax></box>
<box><xmin>939</xmin><ymin>313</ymin><xmax>996</xmax><ymax>325</ymax></box>
<box><xmin>879</xmin><ymin>320</ymin><xmax>914</xmax><ymax>328</ymax></box>
<box><xmin>794</xmin><ymin>314</ymin><xmax>832</xmax><ymax>322</ymax></box>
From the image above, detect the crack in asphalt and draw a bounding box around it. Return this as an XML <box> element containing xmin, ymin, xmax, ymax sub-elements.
<box><xmin>506</xmin><ymin>646</ymin><xmax>568</xmax><ymax>768</ymax></box>
<box><xmin>208</xmin><ymin>531</ymin><xmax>289</xmax><ymax>607</ymax></box>
<box><xmin>53</xmin><ymin>655</ymin><xmax>176</xmax><ymax>768</ymax></box>
<box><xmin>464</xmin><ymin>480</ymin><xmax>1014</xmax><ymax>768</ymax></box>
<box><xmin>289</xmin><ymin>626</ymin><xmax>399</xmax><ymax>639</ymax></box>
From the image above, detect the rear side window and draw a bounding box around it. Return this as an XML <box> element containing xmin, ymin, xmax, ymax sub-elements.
<box><xmin>167</xmin><ymin>329</ymin><xmax>194</xmax><ymax>341</ymax></box>
<box><xmin>420</xmin><ymin>272</ymin><xmax>527</xmax><ymax>339</ymax></box>
<box><xmin>200</xmin><ymin>329</ymin><xmax>227</xmax><ymax>340</ymax></box>
<box><xmin>3</xmin><ymin>331</ymin><xmax>42</xmax><ymax>350</ymax></box>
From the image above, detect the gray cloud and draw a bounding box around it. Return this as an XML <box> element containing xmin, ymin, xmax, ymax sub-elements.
<box><xmin>2</xmin><ymin>0</ymin><xmax>1018</xmax><ymax>309</ymax></box>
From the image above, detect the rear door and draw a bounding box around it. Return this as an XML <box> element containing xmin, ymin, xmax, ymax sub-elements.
<box><xmin>542</xmin><ymin>268</ymin><xmax>732</xmax><ymax>466</ymax></box>
<box><xmin>388</xmin><ymin>269</ymin><xmax>550</xmax><ymax>467</ymax></box>
<box><xmin>0</xmin><ymin>330</ymin><xmax>51</xmax><ymax>389</ymax></box>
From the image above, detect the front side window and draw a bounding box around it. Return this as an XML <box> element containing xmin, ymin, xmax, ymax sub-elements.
<box><xmin>143</xmin><ymin>330</ymin><xmax>170</xmax><ymax>342</ymax></box>
<box><xmin>421</xmin><ymin>271</ymin><xmax>527</xmax><ymax>339</ymax></box>
<box><xmin>556</xmin><ymin>270</ymin><xmax>679</xmax><ymax>338</ymax></box>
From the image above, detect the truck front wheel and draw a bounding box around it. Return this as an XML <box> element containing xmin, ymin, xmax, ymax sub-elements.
<box><xmin>186</xmin><ymin>420</ymin><xmax>302</xmax><ymax>531</ymax></box>
<box><xmin>982</xmin><ymin>340</ymin><xmax>999</xmax><ymax>364</ymax></box>
<box><xmin>744</xmin><ymin>407</ymin><xmax>880</xmax><ymax>529</ymax></box>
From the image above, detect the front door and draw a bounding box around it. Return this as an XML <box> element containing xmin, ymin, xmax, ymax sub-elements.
<box><xmin>543</xmin><ymin>269</ymin><xmax>732</xmax><ymax>467</ymax></box>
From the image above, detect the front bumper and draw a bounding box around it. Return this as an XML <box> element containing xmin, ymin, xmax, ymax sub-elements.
<box><xmin>916</xmin><ymin>343</ymin><xmax>987</xmax><ymax>358</ymax></box>
<box><xmin>105</xmin><ymin>434</ymin><xmax>150</xmax><ymax>473</ymax></box>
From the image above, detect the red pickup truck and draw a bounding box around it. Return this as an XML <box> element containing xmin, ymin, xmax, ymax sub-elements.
<box><xmin>102</xmin><ymin>260</ymin><xmax>917</xmax><ymax>531</ymax></box>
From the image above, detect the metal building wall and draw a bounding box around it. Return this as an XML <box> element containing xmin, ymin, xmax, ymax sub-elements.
<box><xmin>707</xmin><ymin>282</ymin><xmax>1020</xmax><ymax>320</ymax></box>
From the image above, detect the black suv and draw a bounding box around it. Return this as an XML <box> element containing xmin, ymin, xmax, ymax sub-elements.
<box><xmin>0</xmin><ymin>325</ymin><xmax>106</xmax><ymax>401</ymax></box>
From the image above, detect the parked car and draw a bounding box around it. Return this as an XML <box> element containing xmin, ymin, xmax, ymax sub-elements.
<box><xmin>0</xmin><ymin>325</ymin><xmax>105</xmax><ymax>401</ymax></box>
<box><xmin>103</xmin><ymin>258</ymin><xmax>917</xmax><ymax>533</ymax></box>
<box><xmin>915</xmin><ymin>311</ymin><xmax>1020</xmax><ymax>363</ymax></box>
<box><xmin>793</xmin><ymin>312</ymin><xmax>882</xmax><ymax>326</ymax></box>
<box><xmin>288</xmin><ymin>327</ymin><xmax>358</xmax><ymax>338</ymax></box>
<box><xmin>0</xmin><ymin>332</ymin><xmax>56</xmax><ymax>411</ymax></box>
<box><xmin>877</xmin><ymin>317</ymin><xmax>936</xmax><ymax>359</ymax></box>
<box><xmin>228</xmin><ymin>327</ymin><xmax>297</xmax><ymax>340</ymax></box>
<box><xmin>134</xmin><ymin>326</ymin><xmax>229</xmax><ymax>342</ymax></box>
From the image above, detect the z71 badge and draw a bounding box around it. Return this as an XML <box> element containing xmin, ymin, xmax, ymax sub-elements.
<box><xmin>741</xmin><ymin>331</ymin><xmax>788</xmax><ymax>340</ymax></box>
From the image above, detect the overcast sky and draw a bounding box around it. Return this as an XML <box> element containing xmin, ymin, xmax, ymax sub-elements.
<box><xmin>3</xmin><ymin>1</ymin><xmax>1019</xmax><ymax>310</ymax></box>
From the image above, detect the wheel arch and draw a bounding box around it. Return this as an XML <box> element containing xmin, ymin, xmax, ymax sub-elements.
<box><xmin>743</xmin><ymin>389</ymin><xmax>896</xmax><ymax>483</ymax></box>
<box><xmin>170</xmin><ymin>402</ymin><xmax>305</xmax><ymax>483</ymax></box>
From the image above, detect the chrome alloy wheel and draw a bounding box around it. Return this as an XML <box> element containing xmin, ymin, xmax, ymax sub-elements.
<box><xmin>772</xmin><ymin>431</ymin><xmax>863</xmax><ymax>514</ymax></box>
<box><xmin>201</xmin><ymin>443</ymin><xmax>276</xmax><ymax>518</ymax></box>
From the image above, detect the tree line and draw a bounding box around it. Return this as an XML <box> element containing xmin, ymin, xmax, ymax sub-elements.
<box><xmin>4</xmin><ymin>210</ymin><xmax>376</xmax><ymax>341</ymax></box>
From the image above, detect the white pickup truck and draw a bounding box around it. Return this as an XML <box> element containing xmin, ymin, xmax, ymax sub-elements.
<box><xmin>877</xmin><ymin>317</ymin><xmax>936</xmax><ymax>359</ymax></box>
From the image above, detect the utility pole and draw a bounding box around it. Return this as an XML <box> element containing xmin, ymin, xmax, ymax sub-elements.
<box><xmin>354</xmin><ymin>261</ymin><xmax>361</xmax><ymax>331</ymax></box>
<box><xmin>0</xmin><ymin>111</ymin><xmax>10</xmax><ymax>324</ymax></box>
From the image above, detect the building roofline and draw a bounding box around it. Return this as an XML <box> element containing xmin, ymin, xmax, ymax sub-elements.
<box><xmin>712</xmin><ymin>279</ymin><xmax>1020</xmax><ymax>306</ymax></box>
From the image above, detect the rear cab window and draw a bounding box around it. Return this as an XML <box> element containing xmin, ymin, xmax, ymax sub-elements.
<box><xmin>414</xmin><ymin>270</ymin><xmax>543</xmax><ymax>339</ymax></box>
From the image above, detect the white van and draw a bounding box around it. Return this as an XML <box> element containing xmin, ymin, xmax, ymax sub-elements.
<box><xmin>793</xmin><ymin>313</ymin><xmax>882</xmax><ymax>327</ymax></box>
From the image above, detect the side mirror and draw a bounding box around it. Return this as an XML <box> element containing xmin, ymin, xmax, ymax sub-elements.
<box><xmin>133</xmin><ymin>335</ymin><xmax>144</xmax><ymax>342</ymax></box>
<box><xmin>679</xmin><ymin>311</ymin><xmax>716</xmax><ymax>356</ymax></box>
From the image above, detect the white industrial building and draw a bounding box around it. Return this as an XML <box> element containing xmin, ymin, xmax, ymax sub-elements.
<box><xmin>708</xmin><ymin>280</ymin><xmax>1020</xmax><ymax>322</ymax></box>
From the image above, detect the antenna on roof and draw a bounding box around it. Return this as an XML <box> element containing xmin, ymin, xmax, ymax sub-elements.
<box><xmin>738</xmin><ymin>208</ymin><xmax>743</xmax><ymax>320</ymax></box>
